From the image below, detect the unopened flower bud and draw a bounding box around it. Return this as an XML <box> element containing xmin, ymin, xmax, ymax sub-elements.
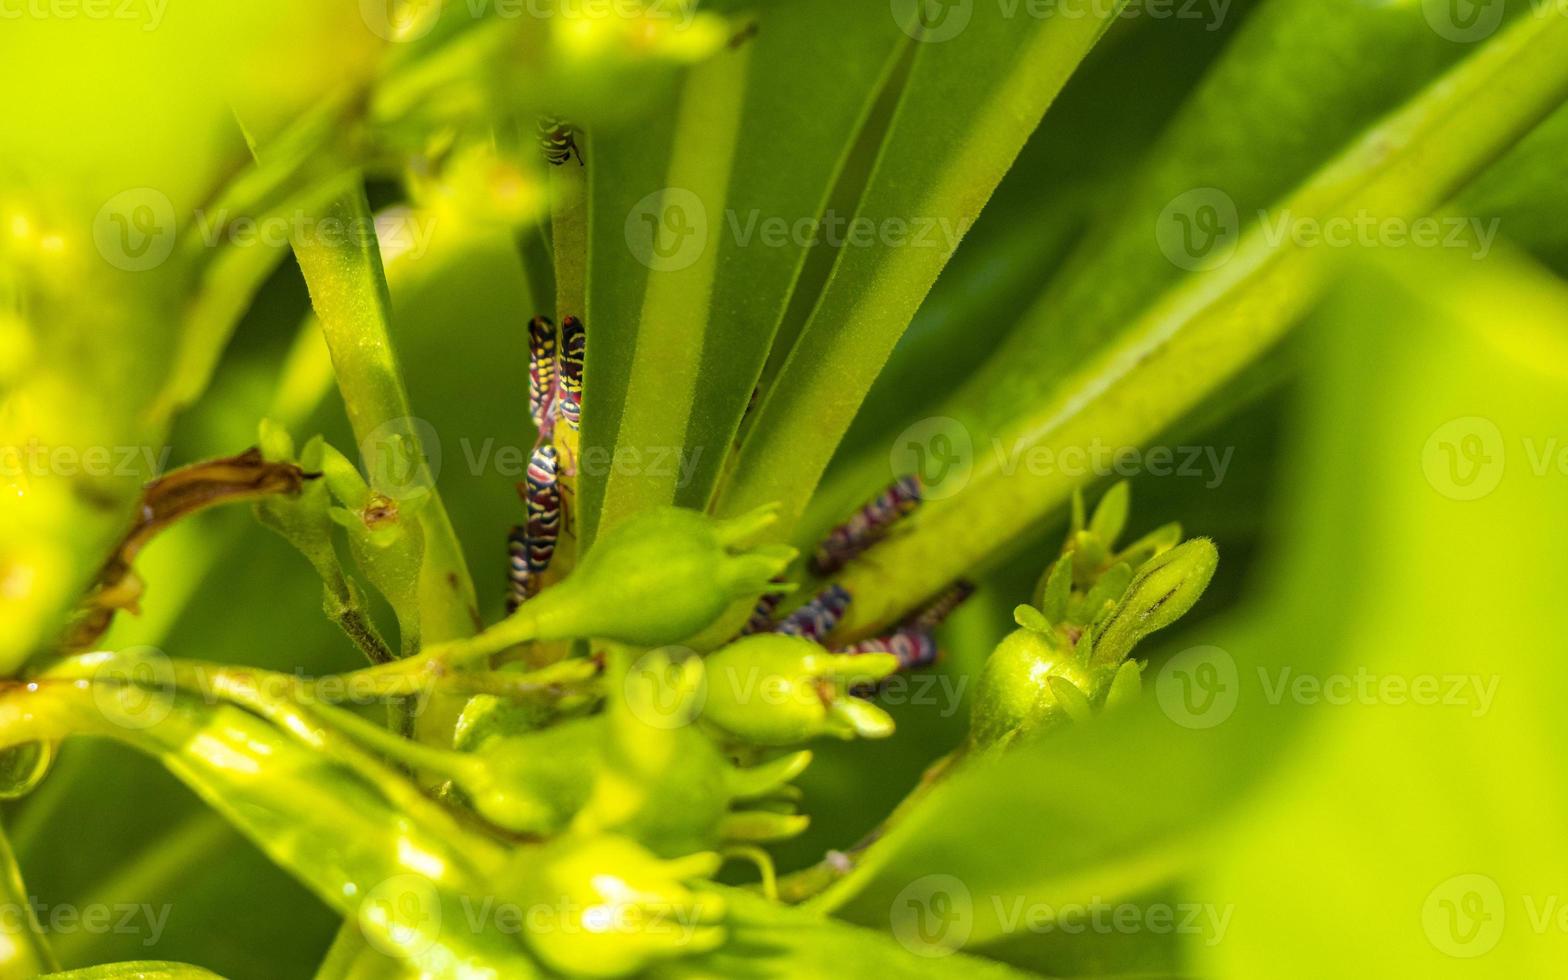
<box><xmin>700</xmin><ymin>635</ymin><xmax>898</xmax><ymax>746</ymax></box>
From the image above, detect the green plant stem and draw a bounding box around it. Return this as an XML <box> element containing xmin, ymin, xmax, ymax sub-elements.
<box><xmin>41</xmin><ymin>656</ymin><xmax>497</xmax><ymax>860</ymax></box>
<box><xmin>0</xmin><ymin>821</ymin><xmax>56</xmax><ymax>977</ymax></box>
<box><xmin>347</xmin><ymin>603</ymin><xmax>546</xmax><ymax>685</ymax></box>
<box><xmin>287</xmin><ymin>184</ymin><xmax>479</xmax><ymax>645</ymax></box>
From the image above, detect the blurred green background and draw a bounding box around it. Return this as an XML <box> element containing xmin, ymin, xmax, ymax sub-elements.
<box><xmin>3</xmin><ymin>0</ymin><xmax>1568</xmax><ymax>976</ymax></box>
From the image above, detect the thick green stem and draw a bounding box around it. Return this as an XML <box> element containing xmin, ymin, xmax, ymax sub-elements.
<box><xmin>288</xmin><ymin>185</ymin><xmax>479</xmax><ymax>644</ymax></box>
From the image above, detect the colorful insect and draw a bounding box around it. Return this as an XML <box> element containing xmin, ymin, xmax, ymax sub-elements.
<box><xmin>527</xmin><ymin>315</ymin><xmax>559</xmax><ymax>438</ymax></box>
<box><xmin>741</xmin><ymin>591</ymin><xmax>784</xmax><ymax>636</ymax></box>
<box><xmin>811</xmin><ymin>475</ymin><xmax>923</xmax><ymax>574</ymax></box>
<box><xmin>908</xmin><ymin>581</ymin><xmax>975</xmax><ymax>632</ymax></box>
<box><xmin>558</xmin><ymin>315</ymin><xmax>586</xmax><ymax>431</ymax></box>
<box><xmin>538</xmin><ymin>116</ymin><xmax>583</xmax><ymax>167</ymax></box>
<box><xmin>775</xmin><ymin>585</ymin><xmax>852</xmax><ymax>642</ymax></box>
<box><xmin>505</xmin><ymin>445</ymin><xmax>562</xmax><ymax>607</ymax></box>
<box><xmin>523</xmin><ymin>444</ymin><xmax>562</xmax><ymax>568</ymax></box>
<box><xmin>842</xmin><ymin>630</ymin><xmax>940</xmax><ymax>672</ymax></box>
<box><xmin>506</xmin><ymin>524</ymin><xmax>531</xmax><ymax>612</ymax></box>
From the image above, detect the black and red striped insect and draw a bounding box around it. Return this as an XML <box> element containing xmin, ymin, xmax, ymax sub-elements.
<box><xmin>842</xmin><ymin>630</ymin><xmax>939</xmax><ymax>672</ymax></box>
<box><xmin>527</xmin><ymin>315</ymin><xmax>559</xmax><ymax>439</ymax></box>
<box><xmin>835</xmin><ymin>582</ymin><xmax>973</xmax><ymax>681</ymax></box>
<box><xmin>775</xmin><ymin>585</ymin><xmax>852</xmax><ymax>642</ymax></box>
<box><xmin>506</xmin><ymin>445</ymin><xmax>561</xmax><ymax>607</ymax></box>
<box><xmin>812</xmin><ymin>475</ymin><xmax>922</xmax><ymax>574</ymax></box>
<box><xmin>908</xmin><ymin>581</ymin><xmax>975</xmax><ymax>632</ymax></box>
<box><xmin>538</xmin><ymin>116</ymin><xmax>583</xmax><ymax>167</ymax></box>
<box><xmin>558</xmin><ymin>316</ymin><xmax>585</xmax><ymax>432</ymax></box>
<box><xmin>523</xmin><ymin>445</ymin><xmax>562</xmax><ymax>574</ymax></box>
<box><xmin>506</xmin><ymin>525</ymin><xmax>531</xmax><ymax>612</ymax></box>
<box><xmin>741</xmin><ymin>591</ymin><xmax>784</xmax><ymax>636</ymax></box>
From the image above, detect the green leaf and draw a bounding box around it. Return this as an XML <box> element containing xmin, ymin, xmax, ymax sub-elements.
<box><xmin>0</xmin><ymin>821</ymin><xmax>56</xmax><ymax>976</ymax></box>
<box><xmin>40</xmin><ymin>964</ymin><xmax>223</xmax><ymax>980</ymax></box>
<box><xmin>714</xmin><ymin>1</ymin><xmax>1127</xmax><ymax>535</ymax></box>
<box><xmin>579</xmin><ymin>0</ymin><xmax>909</xmax><ymax>540</ymax></box>
<box><xmin>1196</xmin><ymin>250</ymin><xmax>1568</xmax><ymax>976</ymax></box>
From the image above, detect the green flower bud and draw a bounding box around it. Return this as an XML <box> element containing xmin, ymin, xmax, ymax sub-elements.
<box><xmin>967</xmin><ymin>484</ymin><xmax>1218</xmax><ymax>756</ymax></box>
<box><xmin>700</xmin><ymin>635</ymin><xmax>898</xmax><ymax>746</ymax></box>
<box><xmin>969</xmin><ymin>608</ymin><xmax>1104</xmax><ymax>750</ymax></box>
<box><xmin>523</xmin><ymin>506</ymin><xmax>795</xmax><ymax>647</ymax></box>
<box><xmin>580</xmin><ymin>649</ymin><xmax>814</xmax><ymax>856</ymax></box>
<box><xmin>456</xmin><ymin>716</ymin><xmax>602</xmax><ymax>836</ymax></box>
<box><xmin>503</xmin><ymin>834</ymin><xmax>726</xmax><ymax>978</ymax></box>
<box><xmin>1092</xmin><ymin>538</ymin><xmax>1218</xmax><ymax>667</ymax></box>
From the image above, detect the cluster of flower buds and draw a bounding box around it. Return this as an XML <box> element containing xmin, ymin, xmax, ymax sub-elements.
<box><xmin>700</xmin><ymin>635</ymin><xmax>900</xmax><ymax>746</ymax></box>
<box><xmin>448</xmin><ymin>649</ymin><xmax>819</xmax><ymax>858</ymax></box>
<box><xmin>969</xmin><ymin>482</ymin><xmax>1218</xmax><ymax>752</ymax></box>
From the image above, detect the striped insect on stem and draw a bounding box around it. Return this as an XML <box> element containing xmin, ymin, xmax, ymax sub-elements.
<box><xmin>506</xmin><ymin>445</ymin><xmax>562</xmax><ymax>607</ymax></box>
<box><xmin>538</xmin><ymin>116</ymin><xmax>583</xmax><ymax>167</ymax></box>
<box><xmin>527</xmin><ymin>315</ymin><xmax>559</xmax><ymax>440</ymax></box>
<box><xmin>841</xmin><ymin>631</ymin><xmax>939</xmax><ymax>672</ymax></box>
<box><xmin>837</xmin><ymin>582</ymin><xmax>975</xmax><ymax>683</ymax></box>
<box><xmin>812</xmin><ymin>475</ymin><xmax>923</xmax><ymax>575</ymax></box>
<box><xmin>524</xmin><ymin>445</ymin><xmax>562</xmax><ymax>578</ymax></box>
<box><xmin>908</xmin><ymin>581</ymin><xmax>975</xmax><ymax>632</ymax></box>
<box><xmin>506</xmin><ymin>525</ymin><xmax>531</xmax><ymax>613</ymax></box>
<box><xmin>774</xmin><ymin>585</ymin><xmax>852</xmax><ymax>642</ymax></box>
<box><xmin>558</xmin><ymin>316</ymin><xmax>586</xmax><ymax>432</ymax></box>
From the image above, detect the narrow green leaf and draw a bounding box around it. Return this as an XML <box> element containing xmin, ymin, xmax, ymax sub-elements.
<box><xmin>0</xmin><ymin>821</ymin><xmax>55</xmax><ymax>977</ymax></box>
<box><xmin>580</xmin><ymin>1</ymin><xmax>910</xmax><ymax>540</ymax></box>
<box><xmin>595</xmin><ymin>50</ymin><xmax>751</xmax><ymax>531</ymax></box>
<box><xmin>40</xmin><ymin>964</ymin><xmax>223</xmax><ymax>980</ymax></box>
<box><xmin>716</xmin><ymin>3</ymin><xmax>1127</xmax><ymax>535</ymax></box>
